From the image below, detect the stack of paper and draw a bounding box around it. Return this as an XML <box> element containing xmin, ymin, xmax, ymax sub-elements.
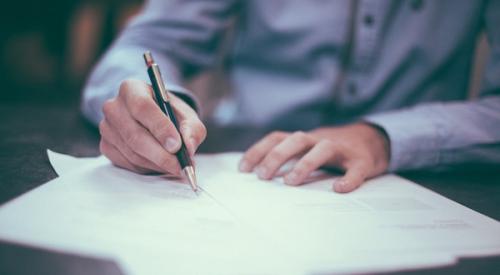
<box><xmin>0</xmin><ymin>151</ymin><xmax>499</xmax><ymax>274</ymax></box>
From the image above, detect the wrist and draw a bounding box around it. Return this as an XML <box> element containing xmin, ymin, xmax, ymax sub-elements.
<box><xmin>359</xmin><ymin>122</ymin><xmax>391</xmax><ymax>172</ymax></box>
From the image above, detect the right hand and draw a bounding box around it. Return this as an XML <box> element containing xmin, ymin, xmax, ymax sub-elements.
<box><xmin>99</xmin><ymin>79</ymin><xmax>206</xmax><ymax>175</ymax></box>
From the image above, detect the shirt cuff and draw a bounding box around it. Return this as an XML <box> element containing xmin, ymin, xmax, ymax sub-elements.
<box><xmin>166</xmin><ymin>84</ymin><xmax>200</xmax><ymax>114</ymax></box>
<box><xmin>363</xmin><ymin>108</ymin><xmax>446</xmax><ymax>172</ymax></box>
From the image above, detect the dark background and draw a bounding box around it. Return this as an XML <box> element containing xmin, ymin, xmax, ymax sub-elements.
<box><xmin>0</xmin><ymin>0</ymin><xmax>143</xmax><ymax>104</ymax></box>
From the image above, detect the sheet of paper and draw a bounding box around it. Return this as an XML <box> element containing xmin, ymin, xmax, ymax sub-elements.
<box><xmin>47</xmin><ymin>150</ymin><xmax>108</xmax><ymax>176</ymax></box>
<box><xmin>0</xmin><ymin>151</ymin><xmax>499</xmax><ymax>275</ymax></box>
<box><xmin>194</xmin><ymin>154</ymin><xmax>500</xmax><ymax>273</ymax></box>
<box><xmin>44</xmin><ymin>151</ymin><xmax>459</xmax><ymax>272</ymax></box>
<box><xmin>1</xmin><ymin>153</ymin><xmax>300</xmax><ymax>275</ymax></box>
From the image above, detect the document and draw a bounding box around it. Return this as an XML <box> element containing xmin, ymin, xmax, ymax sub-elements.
<box><xmin>194</xmin><ymin>154</ymin><xmax>500</xmax><ymax>273</ymax></box>
<box><xmin>1</xmin><ymin>151</ymin><xmax>299</xmax><ymax>275</ymax></box>
<box><xmin>0</xmin><ymin>151</ymin><xmax>499</xmax><ymax>275</ymax></box>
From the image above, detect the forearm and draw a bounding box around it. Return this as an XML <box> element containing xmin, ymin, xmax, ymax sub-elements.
<box><xmin>81</xmin><ymin>45</ymin><xmax>193</xmax><ymax>125</ymax></box>
<box><xmin>81</xmin><ymin>0</ymin><xmax>236</xmax><ymax>125</ymax></box>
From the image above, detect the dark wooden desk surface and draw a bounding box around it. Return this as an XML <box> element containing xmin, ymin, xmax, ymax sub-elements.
<box><xmin>1</xmin><ymin>101</ymin><xmax>499</xmax><ymax>275</ymax></box>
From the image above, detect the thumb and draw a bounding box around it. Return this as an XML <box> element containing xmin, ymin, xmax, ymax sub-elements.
<box><xmin>333</xmin><ymin>162</ymin><xmax>368</xmax><ymax>193</ymax></box>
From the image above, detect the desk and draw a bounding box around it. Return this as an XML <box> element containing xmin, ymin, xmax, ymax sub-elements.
<box><xmin>1</xmin><ymin>101</ymin><xmax>499</xmax><ymax>275</ymax></box>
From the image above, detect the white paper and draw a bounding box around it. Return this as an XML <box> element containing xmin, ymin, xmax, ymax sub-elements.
<box><xmin>47</xmin><ymin>150</ymin><xmax>107</xmax><ymax>176</ymax></box>
<box><xmin>0</xmin><ymin>151</ymin><xmax>499</xmax><ymax>275</ymax></box>
<box><xmin>194</xmin><ymin>154</ymin><xmax>500</xmax><ymax>273</ymax></box>
<box><xmin>3</xmin><ymin>152</ymin><xmax>301</xmax><ymax>274</ymax></box>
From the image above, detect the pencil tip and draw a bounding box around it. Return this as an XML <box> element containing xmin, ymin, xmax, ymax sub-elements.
<box><xmin>184</xmin><ymin>166</ymin><xmax>198</xmax><ymax>193</ymax></box>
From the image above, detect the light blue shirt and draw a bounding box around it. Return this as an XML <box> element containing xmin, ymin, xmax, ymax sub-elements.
<box><xmin>82</xmin><ymin>0</ymin><xmax>500</xmax><ymax>172</ymax></box>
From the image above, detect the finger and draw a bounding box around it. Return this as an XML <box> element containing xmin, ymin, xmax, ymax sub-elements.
<box><xmin>333</xmin><ymin>162</ymin><xmax>369</xmax><ymax>193</ymax></box>
<box><xmin>103</xmin><ymin>99</ymin><xmax>181</xmax><ymax>175</ymax></box>
<box><xmin>254</xmin><ymin>131</ymin><xmax>314</xmax><ymax>180</ymax></box>
<box><xmin>100</xmin><ymin>138</ymin><xmax>151</xmax><ymax>174</ymax></box>
<box><xmin>239</xmin><ymin>131</ymin><xmax>288</xmax><ymax>172</ymax></box>
<box><xmin>284</xmin><ymin>139</ymin><xmax>337</xmax><ymax>186</ymax></box>
<box><xmin>169</xmin><ymin>94</ymin><xmax>207</xmax><ymax>156</ymax></box>
<box><xmin>99</xmin><ymin>119</ymin><xmax>165</xmax><ymax>173</ymax></box>
<box><xmin>179</xmin><ymin>117</ymin><xmax>207</xmax><ymax>157</ymax></box>
<box><xmin>169</xmin><ymin>92</ymin><xmax>200</xmax><ymax>120</ymax></box>
<box><xmin>120</xmin><ymin>80</ymin><xmax>182</xmax><ymax>154</ymax></box>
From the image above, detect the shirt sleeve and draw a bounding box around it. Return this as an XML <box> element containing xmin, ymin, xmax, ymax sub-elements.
<box><xmin>81</xmin><ymin>0</ymin><xmax>237</xmax><ymax>125</ymax></box>
<box><xmin>364</xmin><ymin>1</ymin><xmax>500</xmax><ymax>172</ymax></box>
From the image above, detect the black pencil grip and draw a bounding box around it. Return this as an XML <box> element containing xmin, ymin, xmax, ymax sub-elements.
<box><xmin>148</xmin><ymin>68</ymin><xmax>192</xmax><ymax>169</ymax></box>
<box><xmin>164</xmin><ymin>101</ymin><xmax>192</xmax><ymax>168</ymax></box>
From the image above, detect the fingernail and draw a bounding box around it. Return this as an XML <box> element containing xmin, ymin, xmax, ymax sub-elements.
<box><xmin>239</xmin><ymin>160</ymin><xmax>251</xmax><ymax>172</ymax></box>
<box><xmin>285</xmin><ymin>172</ymin><xmax>299</xmax><ymax>185</ymax></box>
<box><xmin>256</xmin><ymin>166</ymin><xmax>268</xmax><ymax>179</ymax></box>
<box><xmin>165</xmin><ymin>137</ymin><xmax>180</xmax><ymax>153</ymax></box>
<box><xmin>334</xmin><ymin>178</ymin><xmax>348</xmax><ymax>192</ymax></box>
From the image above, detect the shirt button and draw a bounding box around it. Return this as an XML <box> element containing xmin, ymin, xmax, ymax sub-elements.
<box><xmin>363</xmin><ymin>14</ymin><xmax>375</xmax><ymax>27</ymax></box>
<box><xmin>347</xmin><ymin>82</ymin><xmax>357</xmax><ymax>96</ymax></box>
<box><xmin>411</xmin><ymin>0</ymin><xmax>424</xmax><ymax>11</ymax></box>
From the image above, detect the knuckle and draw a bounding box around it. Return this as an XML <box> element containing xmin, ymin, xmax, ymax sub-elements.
<box><xmin>333</xmin><ymin>138</ymin><xmax>350</xmax><ymax>151</ymax></box>
<box><xmin>299</xmin><ymin>158</ymin><xmax>315</xmax><ymax>171</ymax></box>
<box><xmin>267</xmin><ymin>149</ymin><xmax>286</xmax><ymax>164</ymax></box>
<box><xmin>119</xmin><ymin>79</ymin><xmax>152</xmax><ymax>114</ymax></box>
<box><xmin>319</xmin><ymin>139</ymin><xmax>336</xmax><ymax>152</ymax></box>
<box><xmin>119</xmin><ymin>79</ymin><xmax>139</xmax><ymax>95</ymax></box>
<box><xmin>98</xmin><ymin>121</ymin><xmax>106</xmax><ymax>136</ymax></box>
<box><xmin>319</xmin><ymin>138</ymin><xmax>334</xmax><ymax>147</ymax></box>
<box><xmin>198</xmin><ymin>122</ymin><xmax>207</xmax><ymax>140</ymax></box>
<box><xmin>181</xmin><ymin>119</ymin><xmax>207</xmax><ymax>145</ymax></box>
<box><xmin>118</xmin><ymin>83</ymin><xmax>130</xmax><ymax>99</ymax></box>
<box><xmin>242</xmin><ymin>151</ymin><xmax>259</xmax><ymax>164</ymax></box>
<box><xmin>291</xmin><ymin>131</ymin><xmax>309</xmax><ymax>143</ymax></box>
<box><xmin>268</xmin><ymin>131</ymin><xmax>287</xmax><ymax>142</ymax></box>
<box><xmin>292</xmin><ymin>130</ymin><xmax>306</xmax><ymax>139</ymax></box>
<box><xmin>192</xmin><ymin>120</ymin><xmax>207</xmax><ymax>143</ymax></box>
<box><xmin>102</xmin><ymin>99</ymin><xmax>116</xmax><ymax>118</ymax></box>
<box><xmin>244</xmin><ymin>147</ymin><xmax>266</xmax><ymax>164</ymax></box>
<box><xmin>152</xmin><ymin>119</ymin><xmax>173</xmax><ymax>138</ymax></box>
<box><xmin>124</xmin><ymin>132</ymin><xmax>142</xmax><ymax>147</ymax></box>
<box><xmin>98</xmin><ymin>121</ymin><xmax>113</xmax><ymax>140</ymax></box>
<box><xmin>317</xmin><ymin>139</ymin><xmax>337</xmax><ymax>156</ymax></box>
<box><xmin>131</xmin><ymin>97</ymin><xmax>150</xmax><ymax>116</ymax></box>
<box><xmin>179</xmin><ymin>120</ymin><xmax>189</xmax><ymax>133</ymax></box>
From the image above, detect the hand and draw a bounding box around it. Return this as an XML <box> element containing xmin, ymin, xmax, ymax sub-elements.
<box><xmin>239</xmin><ymin>123</ymin><xmax>390</xmax><ymax>193</ymax></box>
<box><xmin>99</xmin><ymin>79</ymin><xmax>206</xmax><ymax>175</ymax></box>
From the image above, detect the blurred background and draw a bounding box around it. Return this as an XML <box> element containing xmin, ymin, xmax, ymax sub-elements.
<box><xmin>0</xmin><ymin>0</ymin><xmax>143</xmax><ymax>104</ymax></box>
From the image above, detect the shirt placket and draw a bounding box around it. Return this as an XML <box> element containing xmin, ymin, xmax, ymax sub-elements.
<box><xmin>341</xmin><ymin>0</ymin><xmax>393</xmax><ymax>104</ymax></box>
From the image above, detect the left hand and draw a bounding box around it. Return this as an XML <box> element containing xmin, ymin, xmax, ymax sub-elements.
<box><xmin>238</xmin><ymin>123</ymin><xmax>390</xmax><ymax>193</ymax></box>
